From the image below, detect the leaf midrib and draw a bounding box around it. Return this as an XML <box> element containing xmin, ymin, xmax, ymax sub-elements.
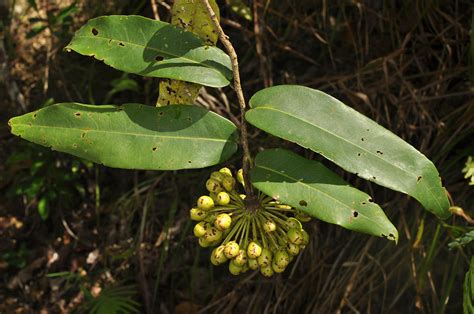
<box><xmin>254</xmin><ymin>164</ymin><xmax>389</xmax><ymax>231</ymax></box>
<box><xmin>13</xmin><ymin>123</ymin><xmax>234</xmax><ymax>143</ymax></box>
<box><xmin>73</xmin><ymin>34</ymin><xmax>228</xmax><ymax>80</ymax></box>
<box><xmin>250</xmin><ymin>105</ymin><xmax>444</xmax><ymax>211</ymax></box>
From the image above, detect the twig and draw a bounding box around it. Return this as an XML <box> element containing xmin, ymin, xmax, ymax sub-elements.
<box><xmin>200</xmin><ymin>0</ymin><xmax>256</xmax><ymax>200</ymax></box>
<box><xmin>150</xmin><ymin>0</ymin><xmax>160</xmax><ymax>20</ymax></box>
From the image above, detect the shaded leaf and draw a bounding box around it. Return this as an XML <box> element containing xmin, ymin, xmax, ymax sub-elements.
<box><xmin>247</xmin><ymin>85</ymin><xmax>450</xmax><ymax>219</ymax></box>
<box><xmin>9</xmin><ymin>103</ymin><xmax>238</xmax><ymax>170</ymax></box>
<box><xmin>66</xmin><ymin>15</ymin><xmax>232</xmax><ymax>87</ymax></box>
<box><xmin>251</xmin><ymin>148</ymin><xmax>398</xmax><ymax>242</ymax></box>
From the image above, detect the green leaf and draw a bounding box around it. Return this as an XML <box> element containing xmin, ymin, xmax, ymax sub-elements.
<box><xmin>65</xmin><ymin>15</ymin><xmax>232</xmax><ymax>88</ymax></box>
<box><xmin>246</xmin><ymin>85</ymin><xmax>450</xmax><ymax>219</ymax></box>
<box><xmin>251</xmin><ymin>149</ymin><xmax>398</xmax><ymax>242</ymax></box>
<box><xmin>9</xmin><ymin>103</ymin><xmax>238</xmax><ymax>170</ymax></box>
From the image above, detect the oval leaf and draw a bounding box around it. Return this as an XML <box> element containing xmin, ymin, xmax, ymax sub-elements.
<box><xmin>9</xmin><ymin>103</ymin><xmax>238</xmax><ymax>170</ymax></box>
<box><xmin>65</xmin><ymin>15</ymin><xmax>232</xmax><ymax>88</ymax></box>
<box><xmin>251</xmin><ymin>149</ymin><xmax>398</xmax><ymax>242</ymax></box>
<box><xmin>247</xmin><ymin>85</ymin><xmax>450</xmax><ymax>219</ymax></box>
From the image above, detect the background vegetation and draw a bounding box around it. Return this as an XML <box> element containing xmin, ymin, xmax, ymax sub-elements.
<box><xmin>1</xmin><ymin>0</ymin><xmax>473</xmax><ymax>312</ymax></box>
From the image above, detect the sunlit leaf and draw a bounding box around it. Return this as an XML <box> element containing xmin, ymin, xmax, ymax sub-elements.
<box><xmin>251</xmin><ymin>148</ymin><xmax>398</xmax><ymax>242</ymax></box>
<box><xmin>246</xmin><ymin>85</ymin><xmax>450</xmax><ymax>219</ymax></box>
<box><xmin>9</xmin><ymin>103</ymin><xmax>238</xmax><ymax>170</ymax></box>
<box><xmin>66</xmin><ymin>15</ymin><xmax>232</xmax><ymax>87</ymax></box>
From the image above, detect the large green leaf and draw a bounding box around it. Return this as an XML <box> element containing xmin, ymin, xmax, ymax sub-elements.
<box><xmin>9</xmin><ymin>103</ymin><xmax>237</xmax><ymax>170</ymax></box>
<box><xmin>251</xmin><ymin>149</ymin><xmax>398</xmax><ymax>242</ymax></box>
<box><xmin>246</xmin><ymin>85</ymin><xmax>450</xmax><ymax>219</ymax></box>
<box><xmin>65</xmin><ymin>15</ymin><xmax>232</xmax><ymax>88</ymax></box>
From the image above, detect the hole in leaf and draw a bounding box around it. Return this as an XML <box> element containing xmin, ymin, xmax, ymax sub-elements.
<box><xmin>376</xmin><ymin>150</ymin><xmax>383</xmax><ymax>155</ymax></box>
<box><xmin>353</xmin><ymin>211</ymin><xmax>359</xmax><ymax>217</ymax></box>
<box><xmin>33</xmin><ymin>113</ymin><xmax>38</xmax><ymax>118</ymax></box>
<box><xmin>361</xmin><ymin>138</ymin><xmax>365</xmax><ymax>141</ymax></box>
<box><xmin>372</xmin><ymin>176</ymin><xmax>376</xmax><ymax>180</ymax></box>
<box><xmin>92</xmin><ymin>28</ymin><xmax>98</xmax><ymax>36</ymax></box>
<box><xmin>187</xmin><ymin>117</ymin><xmax>192</xmax><ymax>122</ymax></box>
<box><xmin>152</xmin><ymin>147</ymin><xmax>157</xmax><ymax>151</ymax></box>
<box><xmin>81</xmin><ymin>133</ymin><xmax>86</xmax><ymax>138</ymax></box>
<box><xmin>357</xmin><ymin>153</ymin><xmax>361</xmax><ymax>156</ymax></box>
<box><xmin>417</xmin><ymin>176</ymin><xmax>422</xmax><ymax>182</ymax></box>
<box><xmin>361</xmin><ymin>202</ymin><xmax>366</xmax><ymax>205</ymax></box>
<box><xmin>75</xmin><ymin>112</ymin><xmax>81</xmax><ymax>117</ymax></box>
<box><xmin>188</xmin><ymin>160</ymin><xmax>192</xmax><ymax>164</ymax></box>
<box><xmin>368</xmin><ymin>198</ymin><xmax>374</xmax><ymax>203</ymax></box>
<box><xmin>119</xmin><ymin>42</ymin><xmax>125</xmax><ymax>47</ymax></box>
<box><xmin>155</xmin><ymin>55</ymin><xmax>163</xmax><ymax>61</ymax></box>
<box><xmin>299</xmin><ymin>200</ymin><xmax>307</xmax><ymax>207</ymax></box>
<box><xmin>159</xmin><ymin>111</ymin><xmax>164</xmax><ymax>116</ymax></box>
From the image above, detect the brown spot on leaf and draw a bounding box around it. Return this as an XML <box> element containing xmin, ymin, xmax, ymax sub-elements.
<box><xmin>299</xmin><ymin>200</ymin><xmax>307</xmax><ymax>207</ymax></box>
<box><xmin>92</xmin><ymin>28</ymin><xmax>98</xmax><ymax>36</ymax></box>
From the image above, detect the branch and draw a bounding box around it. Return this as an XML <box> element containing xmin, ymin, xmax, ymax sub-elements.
<box><xmin>200</xmin><ymin>0</ymin><xmax>255</xmax><ymax>199</ymax></box>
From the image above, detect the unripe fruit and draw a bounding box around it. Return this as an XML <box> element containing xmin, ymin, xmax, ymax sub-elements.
<box><xmin>247</xmin><ymin>241</ymin><xmax>263</xmax><ymax>259</ymax></box>
<box><xmin>263</xmin><ymin>220</ymin><xmax>276</xmax><ymax>232</ymax></box>
<box><xmin>286</xmin><ymin>217</ymin><xmax>302</xmax><ymax>229</ymax></box>
<box><xmin>274</xmin><ymin>250</ymin><xmax>290</xmax><ymax>268</ymax></box>
<box><xmin>228</xmin><ymin>260</ymin><xmax>243</xmax><ymax>275</ymax></box>
<box><xmin>193</xmin><ymin>221</ymin><xmax>207</xmax><ymax>237</ymax></box>
<box><xmin>206</xmin><ymin>178</ymin><xmax>222</xmax><ymax>193</ymax></box>
<box><xmin>219</xmin><ymin>167</ymin><xmax>233</xmax><ymax>177</ymax></box>
<box><xmin>190</xmin><ymin>207</ymin><xmax>207</xmax><ymax>221</ymax></box>
<box><xmin>210</xmin><ymin>246</ymin><xmax>227</xmax><ymax>265</ymax></box>
<box><xmin>260</xmin><ymin>265</ymin><xmax>274</xmax><ymax>277</ymax></box>
<box><xmin>257</xmin><ymin>248</ymin><xmax>272</xmax><ymax>267</ymax></box>
<box><xmin>276</xmin><ymin>204</ymin><xmax>292</xmax><ymax>210</ymax></box>
<box><xmin>248</xmin><ymin>258</ymin><xmax>259</xmax><ymax>270</ymax></box>
<box><xmin>233</xmin><ymin>249</ymin><xmax>248</xmax><ymax>266</ymax></box>
<box><xmin>210</xmin><ymin>171</ymin><xmax>225</xmax><ymax>182</ymax></box>
<box><xmin>224</xmin><ymin>241</ymin><xmax>240</xmax><ymax>259</ymax></box>
<box><xmin>286</xmin><ymin>242</ymin><xmax>300</xmax><ymax>256</ymax></box>
<box><xmin>203</xmin><ymin>226</ymin><xmax>223</xmax><ymax>243</ymax></box>
<box><xmin>237</xmin><ymin>169</ymin><xmax>245</xmax><ymax>186</ymax></box>
<box><xmin>215</xmin><ymin>213</ymin><xmax>232</xmax><ymax>230</ymax></box>
<box><xmin>287</xmin><ymin>228</ymin><xmax>304</xmax><ymax>245</ymax></box>
<box><xmin>222</xmin><ymin>176</ymin><xmax>236</xmax><ymax>192</ymax></box>
<box><xmin>199</xmin><ymin>237</ymin><xmax>211</xmax><ymax>248</ymax></box>
<box><xmin>301</xmin><ymin>229</ymin><xmax>310</xmax><ymax>245</ymax></box>
<box><xmin>216</xmin><ymin>192</ymin><xmax>230</xmax><ymax>205</ymax></box>
<box><xmin>272</xmin><ymin>260</ymin><xmax>285</xmax><ymax>273</ymax></box>
<box><xmin>197</xmin><ymin>196</ymin><xmax>214</xmax><ymax>210</ymax></box>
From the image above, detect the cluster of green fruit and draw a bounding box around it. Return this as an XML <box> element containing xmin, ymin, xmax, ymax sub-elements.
<box><xmin>189</xmin><ymin>167</ymin><xmax>311</xmax><ymax>276</ymax></box>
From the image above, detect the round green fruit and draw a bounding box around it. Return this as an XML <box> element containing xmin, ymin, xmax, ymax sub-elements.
<box><xmin>224</xmin><ymin>241</ymin><xmax>240</xmax><ymax>259</ymax></box>
<box><xmin>257</xmin><ymin>248</ymin><xmax>273</xmax><ymax>267</ymax></box>
<box><xmin>287</xmin><ymin>228</ymin><xmax>304</xmax><ymax>245</ymax></box>
<box><xmin>197</xmin><ymin>196</ymin><xmax>214</xmax><ymax>210</ymax></box>
<box><xmin>216</xmin><ymin>192</ymin><xmax>231</xmax><ymax>206</ymax></box>
<box><xmin>190</xmin><ymin>207</ymin><xmax>207</xmax><ymax>221</ymax></box>
<box><xmin>215</xmin><ymin>213</ymin><xmax>232</xmax><ymax>230</ymax></box>
<box><xmin>247</xmin><ymin>241</ymin><xmax>263</xmax><ymax>259</ymax></box>
<box><xmin>206</xmin><ymin>178</ymin><xmax>222</xmax><ymax>193</ymax></box>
